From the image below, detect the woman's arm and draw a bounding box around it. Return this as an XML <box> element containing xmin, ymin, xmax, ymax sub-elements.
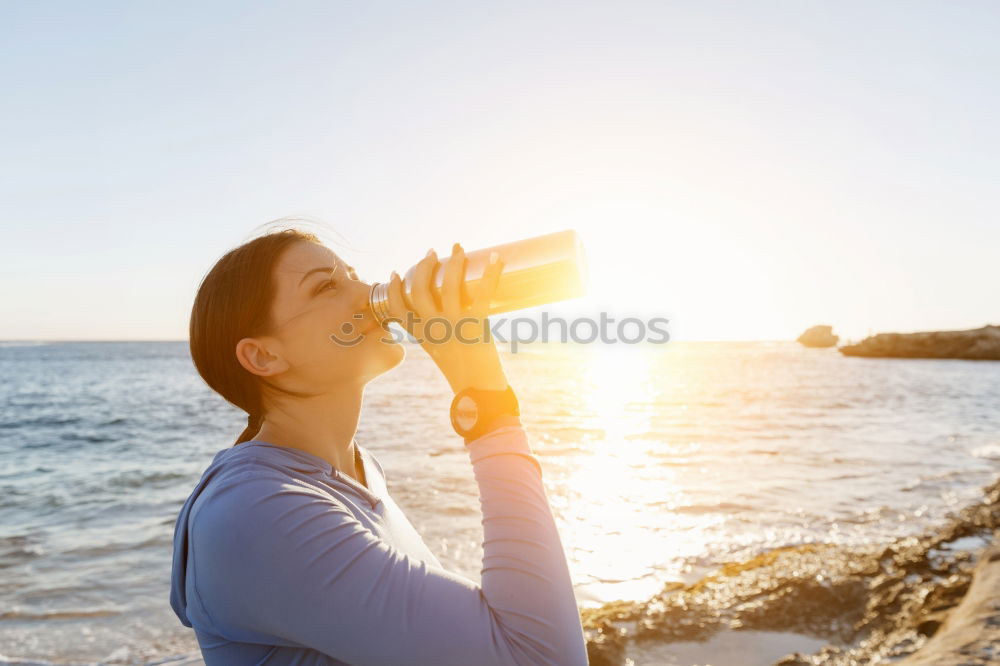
<box><xmin>188</xmin><ymin>424</ymin><xmax>588</xmax><ymax>666</ymax></box>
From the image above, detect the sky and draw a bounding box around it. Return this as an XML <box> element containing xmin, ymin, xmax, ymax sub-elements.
<box><xmin>1</xmin><ymin>0</ymin><xmax>997</xmax><ymax>342</ymax></box>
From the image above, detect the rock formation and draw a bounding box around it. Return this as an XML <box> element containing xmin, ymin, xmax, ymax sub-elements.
<box><xmin>581</xmin><ymin>476</ymin><xmax>1000</xmax><ymax>666</ymax></box>
<box><xmin>797</xmin><ymin>325</ymin><xmax>839</xmax><ymax>348</ymax></box>
<box><xmin>839</xmin><ymin>325</ymin><xmax>1000</xmax><ymax>360</ymax></box>
<box><xmin>897</xmin><ymin>541</ymin><xmax>1000</xmax><ymax>666</ymax></box>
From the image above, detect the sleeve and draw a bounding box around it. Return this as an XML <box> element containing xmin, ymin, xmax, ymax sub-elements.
<box><xmin>190</xmin><ymin>425</ymin><xmax>589</xmax><ymax>666</ymax></box>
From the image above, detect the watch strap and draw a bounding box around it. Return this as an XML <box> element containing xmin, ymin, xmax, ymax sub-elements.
<box><xmin>463</xmin><ymin>413</ymin><xmax>523</xmax><ymax>446</ymax></box>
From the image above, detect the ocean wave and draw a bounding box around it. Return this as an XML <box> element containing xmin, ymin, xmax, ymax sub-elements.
<box><xmin>0</xmin><ymin>608</ymin><xmax>119</xmax><ymax>621</ymax></box>
<box><xmin>57</xmin><ymin>432</ymin><xmax>109</xmax><ymax>444</ymax></box>
<box><xmin>971</xmin><ymin>443</ymin><xmax>1000</xmax><ymax>460</ymax></box>
<box><xmin>649</xmin><ymin>501</ymin><xmax>755</xmax><ymax>515</ymax></box>
<box><xmin>901</xmin><ymin>468</ymin><xmax>970</xmax><ymax>492</ymax></box>
<box><xmin>105</xmin><ymin>469</ymin><xmax>190</xmax><ymax>490</ymax></box>
<box><xmin>0</xmin><ymin>416</ymin><xmax>82</xmax><ymax>430</ymax></box>
<box><xmin>63</xmin><ymin>533</ymin><xmax>173</xmax><ymax>558</ymax></box>
<box><xmin>0</xmin><ymin>534</ymin><xmax>46</xmax><ymax>566</ymax></box>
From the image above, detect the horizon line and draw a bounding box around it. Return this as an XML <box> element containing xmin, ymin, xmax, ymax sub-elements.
<box><xmin>1</xmin><ymin>337</ymin><xmax>806</xmax><ymax>344</ymax></box>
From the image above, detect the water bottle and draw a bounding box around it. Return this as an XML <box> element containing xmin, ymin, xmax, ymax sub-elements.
<box><xmin>368</xmin><ymin>229</ymin><xmax>587</xmax><ymax>325</ymax></box>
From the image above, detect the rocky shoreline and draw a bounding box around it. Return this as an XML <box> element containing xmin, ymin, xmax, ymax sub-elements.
<box><xmin>581</xmin><ymin>476</ymin><xmax>1000</xmax><ymax>665</ymax></box>
<box><xmin>839</xmin><ymin>325</ymin><xmax>1000</xmax><ymax>360</ymax></box>
<box><xmin>897</xmin><ymin>540</ymin><xmax>1000</xmax><ymax>665</ymax></box>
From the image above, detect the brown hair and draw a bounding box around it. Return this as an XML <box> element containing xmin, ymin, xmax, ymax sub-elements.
<box><xmin>189</xmin><ymin>226</ymin><xmax>323</xmax><ymax>446</ymax></box>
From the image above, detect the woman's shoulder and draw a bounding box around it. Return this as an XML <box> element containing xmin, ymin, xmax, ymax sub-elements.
<box><xmin>188</xmin><ymin>444</ymin><xmax>353</xmax><ymax>532</ymax></box>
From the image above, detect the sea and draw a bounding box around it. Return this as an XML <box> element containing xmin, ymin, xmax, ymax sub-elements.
<box><xmin>1</xmin><ymin>340</ymin><xmax>998</xmax><ymax>664</ymax></box>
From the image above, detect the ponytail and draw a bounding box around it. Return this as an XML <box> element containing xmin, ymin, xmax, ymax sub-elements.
<box><xmin>234</xmin><ymin>412</ymin><xmax>263</xmax><ymax>446</ymax></box>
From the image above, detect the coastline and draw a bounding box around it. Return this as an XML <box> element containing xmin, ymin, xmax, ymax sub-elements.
<box><xmin>897</xmin><ymin>537</ymin><xmax>1000</xmax><ymax>665</ymax></box>
<box><xmin>582</xmin><ymin>476</ymin><xmax>1000</xmax><ymax>666</ymax></box>
<box><xmin>839</xmin><ymin>324</ymin><xmax>1000</xmax><ymax>360</ymax></box>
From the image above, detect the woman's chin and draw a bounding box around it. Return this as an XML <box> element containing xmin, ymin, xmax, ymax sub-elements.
<box><xmin>372</xmin><ymin>334</ymin><xmax>405</xmax><ymax>370</ymax></box>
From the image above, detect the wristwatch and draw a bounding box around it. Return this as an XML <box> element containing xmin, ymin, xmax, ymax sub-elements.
<box><xmin>450</xmin><ymin>385</ymin><xmax>520</xmax><ymax>443</ymax></box>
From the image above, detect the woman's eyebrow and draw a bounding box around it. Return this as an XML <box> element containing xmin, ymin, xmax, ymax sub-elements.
<box><xmin>297</xmin><ymin>262</ymin><xmax>357</xmax><ymax>289</ymax></box>
<box><xmin>298</xmin><ymin>266</ymin><xmax>336</xmax><ymax>288</ymax></box>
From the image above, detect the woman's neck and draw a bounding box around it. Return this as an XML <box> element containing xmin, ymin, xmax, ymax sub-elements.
<box><xmin>254</xmin><ymin>382</ymin><xmax>366</xmax><ymax>480</ymax></box>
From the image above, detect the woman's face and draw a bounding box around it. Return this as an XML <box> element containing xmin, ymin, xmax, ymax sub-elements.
<box><xmin>245</xmin><ymin>240</ymin><xmax>404</xmax><ymax>392</ymax></box>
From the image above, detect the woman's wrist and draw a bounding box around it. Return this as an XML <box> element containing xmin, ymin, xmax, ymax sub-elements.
<box><xmin>442</xmin><ymin>342</ymin><xmax>508</xmax><ymax>394</ymax></box>
<box><xmin>455</xmin><ymin>378</ymin><xmax>508</xmax><ymax>393</ymax></box>
<box><xmin>451</xmin><ymin>369</ymin><xmax>509</xmax><ymax>394</ymax></box>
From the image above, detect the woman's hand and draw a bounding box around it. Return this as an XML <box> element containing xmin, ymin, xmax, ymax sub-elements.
<box><xmin>385</xmin><ymin>243</ymin><xmax>509</xmax><ymax>395</ymax></box>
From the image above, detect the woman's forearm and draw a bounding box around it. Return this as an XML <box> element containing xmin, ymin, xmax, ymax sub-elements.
<box><xmin>466</xmin><ymin>424</ymin><xmax>588</xmax><ymax>665</ymax></box>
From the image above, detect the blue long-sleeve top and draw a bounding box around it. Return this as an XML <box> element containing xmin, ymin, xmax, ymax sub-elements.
<box><xmin>169</xmin><ymin>424</ymin><xmax>589</xmax><ymax>665</ymax></box>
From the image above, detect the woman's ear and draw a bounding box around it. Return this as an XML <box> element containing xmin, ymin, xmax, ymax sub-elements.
<box><xmin>235</xmin><ymin>337</ymin><xmax>289</xmax><ymax>377</ymax></box>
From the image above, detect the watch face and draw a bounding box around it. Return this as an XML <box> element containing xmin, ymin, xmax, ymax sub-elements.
<box><xmin>453</xmin><ymin>395</ymin><xmax>479</xmax><ymax>432</ymax></box>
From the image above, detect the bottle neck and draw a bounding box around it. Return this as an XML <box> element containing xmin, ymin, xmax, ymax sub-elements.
<box><xmin>369</xmin><ymin>282</ymin><xmax>393</xmax><ymax>326</ymax></box>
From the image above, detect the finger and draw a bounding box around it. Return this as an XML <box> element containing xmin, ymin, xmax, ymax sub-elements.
<box><xmin>385</xmin><ymin>271</ymin><xmax>406</xmax><ymax>322</ymax></box>
<box><xmin>410</xmin><ymin>248</ymin><xmax>439</xmax><ymax>317</ymax></box>
<box><xmin>471</xmin><ymin>251</ymin><xmax>503</xmax><ymax>318</ymax></box>
<box><xmin>442</xmin><ymin>242</ymin><xmax>465</xmax><ymax>317</ymax></box>
<box><xmin>387</xmin><ymin>271</ymin><xmax>424</xmax><ymax>339</ymax></box>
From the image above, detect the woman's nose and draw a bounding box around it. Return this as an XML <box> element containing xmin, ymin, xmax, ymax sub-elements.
<box><xmin>353</xmin><ymin>278</ymin><xmax>373</xmax><ymax>311</ymax></box>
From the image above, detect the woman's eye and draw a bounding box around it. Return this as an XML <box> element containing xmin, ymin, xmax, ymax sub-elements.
<box><xmin>318</xmin><ymin>280</ymin><xmax>337</xmax><ymax>294</ymax></box>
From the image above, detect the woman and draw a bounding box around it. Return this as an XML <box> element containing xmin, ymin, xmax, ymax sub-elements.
<box><xmin>169</xmin><ymin>227</ymin><xmax>588</xmax><ymax>665</ymax></box>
